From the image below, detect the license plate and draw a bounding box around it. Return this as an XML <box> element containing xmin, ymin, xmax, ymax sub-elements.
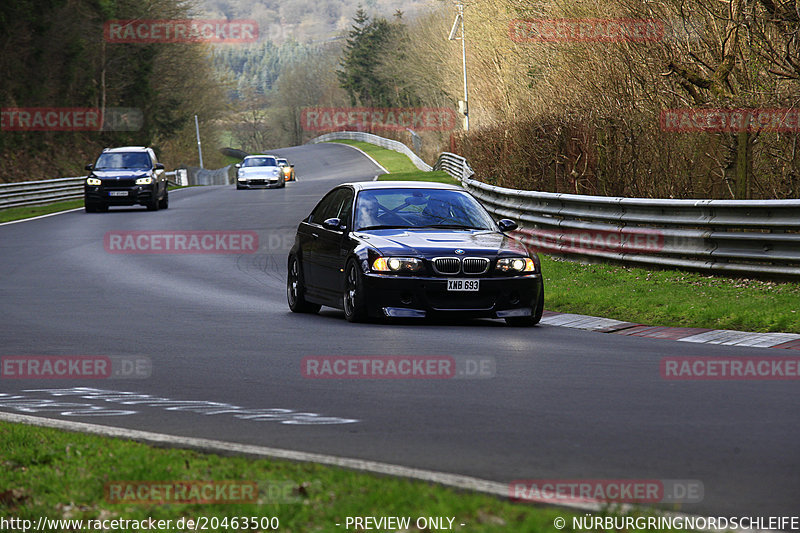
<box><xmin>108</xmin><ymin>191</ymin><xmax>128</xmax><ymax>197</ymax></box>
<box><xmin>447</xmin><ymin>279</ymin><xmax>479</xmax><ymax>292</ymax></box>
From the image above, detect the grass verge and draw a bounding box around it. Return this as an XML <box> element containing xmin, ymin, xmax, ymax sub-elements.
<box><xmin>0</xmin><ymin>200</ymin><xmax>85</xmax><ymax>223</ymax></box>
<box><xmin>0</xmin><ymin>420</ymin><xmax>596</xmax><ymax>532</ymax></box>
<box><xmin>541</xmin><ymin>256</ymin><xmax>800</xmax><ymax>333</ymax></box>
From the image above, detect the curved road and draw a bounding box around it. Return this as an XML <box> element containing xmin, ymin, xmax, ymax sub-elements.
<box><xmin>0</xmin><ymin>142</ymin><xmax>797</xmax><ymax>518</ymax></box>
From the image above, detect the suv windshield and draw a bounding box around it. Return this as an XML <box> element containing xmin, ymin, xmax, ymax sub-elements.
<box><xmin>94</xmin><ymin>152</ymin><xmax>152</xmax><ymax>169</ymax></box>
<box><xmin>354</xmin><ymin>188</ymin><xmax>496</xmax><ymax>231</ymax></box>
<box><xmin>243</xmin><ymin>156</ymin><xmax>277</xmax><ymax>167</ymax></box>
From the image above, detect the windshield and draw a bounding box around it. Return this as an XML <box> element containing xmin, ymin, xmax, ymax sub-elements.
<box><xmin>94</xmin><ymin>152</ymin><xmax>151</xmax><ymax>169</ymax></box>
<box><xmin>242</xmin><ymin>156</ymin><xmax>277</xmax><ymax>167</ymax></box>
<box><xmin>354</xmin><ymin>188</ymin><xmax>496</xmax><ymax>231</ymax></box>
<box><xmin>277</xmin><ymin>159</ymin><xmax>288</xmax><ymax>166</ymax></box>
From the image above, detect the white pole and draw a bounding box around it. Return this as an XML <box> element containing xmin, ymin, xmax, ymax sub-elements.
<box><xmin>194</xmin><ymin>115</ymin><xmax>204</xmax><ymax>169</ymax></box>
<box><xmin>459</xmin><ymin>2</ymin><xmax>469</xmax><ymax>131</ymax></box>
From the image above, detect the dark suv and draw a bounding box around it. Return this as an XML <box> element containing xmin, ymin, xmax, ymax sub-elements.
<box><xmin>84</xmin><ymin>146</ymin><xmax>168</xmax><ymax>212</ymax></box>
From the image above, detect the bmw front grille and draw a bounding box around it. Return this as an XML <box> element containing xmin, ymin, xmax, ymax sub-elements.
<box><xmin>432</xmin><ymin>257</ymin><xmax>490</xmax><ymax>275</ymax></box>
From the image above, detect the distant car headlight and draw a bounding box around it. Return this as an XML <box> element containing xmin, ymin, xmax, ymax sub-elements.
<box><xmin>86</xmin><ymin>177</ymin><xmax>101</xmax><ymax>185</ymax></box>
<box><xmin>135</xmin><ymin>177</ymin><xmax>153</xmax><ymax>185</ymax></box>
<box><xmin>238</xmin><ymin>176</ymin><xmax>247</xmax><ymax>181</ymax></box>
<box><xmin>372</xmin><ymin>257</ymin><xmax>424</xmax><ymax>273</ymax></box>
<box><xmin>496</xmin><ymin>257</ymin><xmax>535</xmax><ymax>273</ymax></box>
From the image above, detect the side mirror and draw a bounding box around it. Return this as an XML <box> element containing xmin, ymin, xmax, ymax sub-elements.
<box><xmin>154</xmin><ymin>163</ymin><xmax>165</xmax><ymax>170</ymax></box>
<box><xmin>85</xmin><ymin>164</ymin><xmax>93</xmax><ymax>171</ymax></box>
<box><xmin>497</xmin><ymin>219</ymin><xmax>518</xmax><ymax>232</ymax></box>
<box><xmin>322</xmin><ymin>217</ymin><xmax>343</xmax><ymax>231</ymax></box>
<box><xmin>234</xmin><ymin>163</ymin><xmax>241</xmax><ymax>169</ymax></box>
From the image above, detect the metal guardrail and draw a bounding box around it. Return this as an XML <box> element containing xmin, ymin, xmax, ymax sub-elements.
<box><xmin>0</xmin><ymin>177</ymin><xmax>87</xmax><ymax>209</ymax></box>
<box><xmin>460</xmin><ymin>177</ymin><xmax>800</xmax><ymax>277</ymax></box>
<box><xmin>308</xmin><ymin>131</ymin><xmax>432</xmax><ymax>172</ymax></box>
<box><xmin>314</xmin><ymin>132</ymin><xmax>800</xmax><ymax>277</ymax></box>
<box><xmin>433</xmin><ymin>152</ymin><xmax>474</xmax><ymax>181</ymax></box>
<box><xmin>0</xmin><ymin>170</ymin><xmax>186</xmax><ymax>210</ymax></box>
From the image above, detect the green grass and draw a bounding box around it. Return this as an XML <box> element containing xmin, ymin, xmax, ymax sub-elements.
<box><xmin>542</xmin><ymin>256</ymin><xmax>800</xmax><ymax>333</ymax></box>
<box><xmin>0</xmin><ymin>420</ymin><xmax>605</xmax><ymax>532</ymax></box>
<box><xmin>0</xmin><ymin>199</ymin><xmax>85</xmax><ymax>223</ymax></box>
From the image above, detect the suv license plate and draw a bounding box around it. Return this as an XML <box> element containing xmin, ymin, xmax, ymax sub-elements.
<box><xmin>447</xmin><ymin>279</ymin><xmax>479</xmax><ymax>292</ymax></box>
<box><xmin>108</xmin><ymin>191</ymin><xmax>128</xmax><ymax>197</ymax></box>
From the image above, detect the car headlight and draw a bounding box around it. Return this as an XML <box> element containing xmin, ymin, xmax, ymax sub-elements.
<box><xmin>372</xmin><ymin>257</ymin><xmax>424</xmax><ymax>273</ymax></box>
<box><xmin>86</xmin><ymin>177</ymin><xmax>101</xmax><ymax>185</ymax></box>
<box><xmin>496</xmin><ymin>257</ymin><xmax>535</xmax><ymax>273</ymax></box>
<box><xmin>135</xmin><ymin>177</ymin><xmax>153</xmax><ymax>185</ymax></box>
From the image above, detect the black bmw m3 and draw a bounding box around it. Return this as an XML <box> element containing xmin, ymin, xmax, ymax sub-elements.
<box><xmin>287</xmin><ymin>181</ymin><xmax>544</xmax><ymax>326</ymax></box>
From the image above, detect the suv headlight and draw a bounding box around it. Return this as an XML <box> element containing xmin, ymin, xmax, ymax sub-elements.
<box><xmin>86</xmin><ymin>177</ymin><xmax>101</xmax><ymax>185</ymax></box>
<box><xmin>372</xmin><ymin>257</ymin><xmax>424</xmax><ymax>273</ymax></box>
<box><xmin>496</xmin><ymin>257</ymin><xmax>535</xmax><ymax>273</ymax></box>
<box><xmin>135</xmin><ymin>176</ymin><xmax>153</xmax><ymax>185</ymax></box>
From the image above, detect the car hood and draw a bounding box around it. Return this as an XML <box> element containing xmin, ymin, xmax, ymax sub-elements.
<box><xmin>91</xmin><ymin>169</ymin><xmax>151</xmax><ymax>179</ymax></box>
<box><xmin>354</xmin><ymin>229</ymin><xmax>530</xmax><ymax>257</ymax></box>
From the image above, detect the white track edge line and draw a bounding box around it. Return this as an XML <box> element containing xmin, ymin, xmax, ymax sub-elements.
<box><xmin>0</xmin><ymin>207</ymin><xmax>84</xmax><ymax>226</ymax></box>
<box><xmin>0</xmin><ymin>411</ymin><xmax>775</xmax><ymax>532</ymax></box>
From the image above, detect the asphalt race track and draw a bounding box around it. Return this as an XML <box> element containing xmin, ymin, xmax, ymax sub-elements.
<box><xmin>0</xmin><ymin>142</ymin><xmax>797</xmax><ymax>517</ymax></box>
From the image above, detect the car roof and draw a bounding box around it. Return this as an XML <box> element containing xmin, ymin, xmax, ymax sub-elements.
<box><xmin>102</xmin><ymin>146</ymin><xmax>150</xmax><ymax>153</ymax></box>
<box><xmin>244</xmin><ymin>154</ymin><xmax>276</xmax><ymax>159</ymax></box>
<box><xmin>343</xmin><ymin>181</ymin><xmax>463</xmax><ymax>192</ymax></box>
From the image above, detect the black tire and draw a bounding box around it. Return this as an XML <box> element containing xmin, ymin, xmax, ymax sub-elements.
<box><xmin>343</xmin><ymin>259</ymin><xmax>367</xmax><ymax>323</ymax></box>
<box><xmin>84</xmin><ymin>201</ymin><xmax>96</xmax><ymax>213</ymax></box>
<box><xmin>146</xmin><ymin>192</ymin><xmax>159</xmax><ymax>211</ymax></box>
<box><xmin>505</xmin><ymin>284</ymin><xmax>544</xmax><ymax>327</ymax></box>
<box><xmin>236</xmin><ymin>184</ymin><xmax>244</xmax><ymax>189</ymax></box>
<box><xmin>287</xmin><ymin>255</ymin><xmax>321</xmax><ymax>314</ymax></box>
<box><xmin>158</xmin><ymin>188</ymin><xmax>169</xmax><ymax>209</ymax></box>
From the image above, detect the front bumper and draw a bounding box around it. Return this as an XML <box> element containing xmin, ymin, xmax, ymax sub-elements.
<box><xmin>84</xmin><ymin>185</ymin><xmax>156</xmax><ymax>206</ymax></box>
<box><xmin>360</xmin><ymin>272</ymin><xmax>543</xmax><ymax>319</ymax></box>
<box><xmin>238</xmin><ymin>178</ymin><xmax>282</xmax><ymax>188</ymax></box>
